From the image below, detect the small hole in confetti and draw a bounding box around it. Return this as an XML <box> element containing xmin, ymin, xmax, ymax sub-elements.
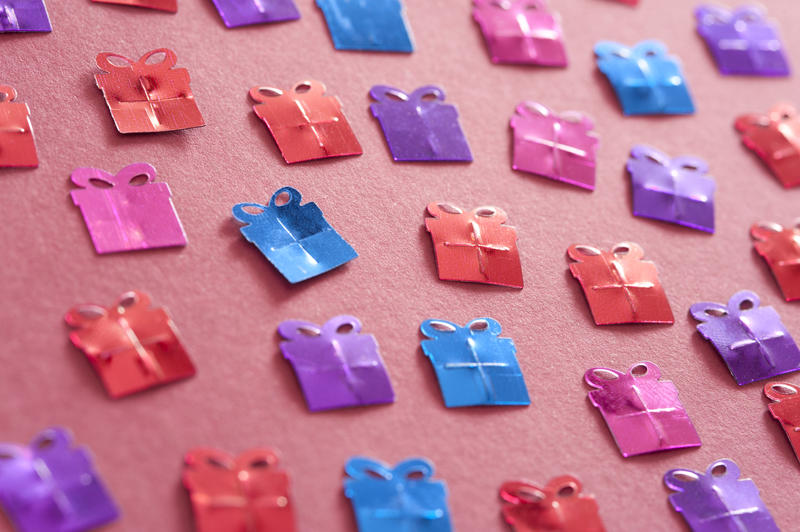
<box><xmin>574</xmin><ymin>245</ymin><xmax>601</xmax><ymax>256</ymax></box>
<box><xmin>475</xmin><ymin>208</ymin><xmax>496</xmax><ymax>218</ymax></box>
<box><xmin>129</xmin><ymin>174</ymin><xmax>149</xmax><ymax>186</ymax></box>
<box><xmin>525</xmin><ymin>2</ymin><xmax>538</xmax><ymax>9</ymax></box>
<box><xmin>631</xmin><ymin>364</ymin><xmax>648</xmax><ymax>376</ymax></box>
<box><xmin>711</xmin><ymin>464</ymin><xmax>727</xmax><ymax>477</ymax></box>
<box><xmin>739</xmin><ymin>299</ymin><xmax>754</xmax><ymax>311</ymax></box>
<box><xmin>758</xmin><ymin>222</ymin><xmax>783</xmax><ymax>233</ymax></box>
<box><xmin>242</xmin><ymin>205</ymin><xmax>265</xmax><ymax>215</ymax></box>
<box><xmin>437</xmin><ymin>203</ymin><xmax>463</xmax><ymax>215</ymax></box>
<box><xmin>275</xmin><ymin>192</ymin><xmax>291</xmax><ymax>206</ymax></box>
<box><xmin>119</xmin><ymin>293</ymin><xmax>138</xmax><ymax>308</ymax></box>
<box><xmin>593</xmin><ymin>369</ymin><xmax>618</xmax><ymax>381</ymax></box>
<box><xmin>673</xmin><ymin>471</ymin><xmax>699</xmax><ymax>482</ymax></box>
<box><xmin>518</xmin><ymin>488</ymin><xmax>545</xmax><ymax>502</ymax></box>
<box><xmin>421</xmin><ymin>92</ymin><xmax>438</xmax><ymax>102</ymax></box>
<box><xmin>681</xmin><ymin>163</ymin><xmax>700</xmax><ymax>171</ymax></box>
<box><xmin>295</xmin><ymin>83</ymin><xmax>311</xmax><ymax>94</ymax></box>
<box><xmin>0</xmin><ymin>452</ymin><xmax>15</xmax><ymax>460</ymax></box>
<box><xmin>107</xmin><ymin>56</ymin><xmax>130</xmax><ymax>67</ymax></box>
<box><xmin>557</xmin><ymin>484</ymin><xmax>576</xmax><ymax>498</ymax></box>
<box><xmin>469</xmin><ymin>320</ymin><xmax>489</xmax><ymax>331</ymax></box>
<box><xmin>298</xmin><ymin>326</ymin><xmax>321</xmax><ymax>337</ymax></box>
<box><xmin>430</xmin><ymin>321</ymin><xmax>457</xmax><ymax>333</ymax></box>
<box><xmin>259</xmin><ymin>88</ymin><xmax>283</xmax><ymax>98</ymax></box>
<box><xmin>406</xmin><ymin>470</ymin><xmax>425</xmax><ymax>480</ymax></box>
<box><xmin>386</xmin><ymin>91</ymin><xmax>407</xmax><ymax>102</ymax></box>
<box><xmin>89</xmin><ymin>178</ymin><xmax>114</xmax><ymax>189</ymax></box>
<box><xmin>772</xmin><ymin>384</ymin><xmax>797</xmax><ymax>396</ymax></box>
<box><xmin>336</xmin><ymin>323</ymin><xmax>354</xmax><ymax>334</ymax></box>
<box><xmin>78</xmin><ymin>305</ymin><xmax>105</xmax><ymax>319</ymax></box>
<box><xmin>145</xmin><ymin>52</ymin><xmax>166</xmax><ymax>65</ymax></box>
<box><xmin>365</xmin><ymin>468</ymin><xmax>385</xmax><ymax>479</ymax></box>
<box><xmin>646</xmin><ymin>154</ymin><xmax>666</xmax><ymax>165</ymax></box>
<box><xmin>705</xmin><ymin>308</ymin><xmax>727</xmax><ymax>317</ymax></box>
<box><xmin>250</xmin><ymin>459</ymin><xmax>271</xmax><ymax>469</ymax></box>
<box><xmin>36</xmin><ymin>437</ymin><xmax>55</xmax><ymax>450</ymax></box>
<box><xmin>206</xmin><ymin>457</ymin><xmax>230</xmax><ymax>469</ymax></box>
<box><xmin>613</xmin><ymin>245</ymin><xmax>631</xmax><ymax>256</ymax></box>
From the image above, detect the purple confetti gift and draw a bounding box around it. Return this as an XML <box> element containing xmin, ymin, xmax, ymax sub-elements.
<box><xmin>211</xmin><ymin>0</ymin><xmax>300</xmax><ymax>28</ymax></box>
<box><xmin>0</xmin><ymin>0</ymin><xmax>51</xmax><ymax>32</ymax></box>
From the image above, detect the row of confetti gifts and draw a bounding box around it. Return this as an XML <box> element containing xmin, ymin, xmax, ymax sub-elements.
<box><xmin>3</xmin><ymin>1</ymin><xmax>792</xmax><ymax>80</ymax></box>
<box><xmin>0</xmin><ymin>427</ymin><xmax>793</xmax><ymax>532</ymax></box>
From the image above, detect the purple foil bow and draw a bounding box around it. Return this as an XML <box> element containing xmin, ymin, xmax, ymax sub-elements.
<box><xmin>278</xmin><ymin>315</ymin><xmax>395</xmax><ymax>411</ymax></box>
<box><xmin>665</xmin><ymin>459</ymin><xmax>779</xmax><ymax>532</ymax></box>
<box><xmin>0</xmin><ymin>0</ymin><xmax>51</xmax><ymax>32</ymax></box>
<box><xmin>627</xmin><ymin>144</ymin><xmax>715</xmax><ymax>233</ymax></box>
<box><xmin>0</xmin><ymin>427</ymin><xmax>120</xmax><ymax>532</ymax></box>
<box><xmin>369</xmin><ymin>85</ymin><xmax>473</xmax><ymax>162</ymax></box>
<box><xmin>211</xmin><ymin>0</ymin><xmax>300</xmax><ymax>28</ymax></box>
<box><xmin>690</xmin><ymin>290</ymin><xmax>800</xmax><ymax>385</ymax></box>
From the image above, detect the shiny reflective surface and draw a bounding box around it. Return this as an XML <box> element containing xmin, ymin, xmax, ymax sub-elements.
<box><xmin>316</xmin><ymin>0</ymin><xmax>414</xmax><ymax>52</ymax></box>
<box><xmin>211</xmin><ymin>0</ymin><xmax>300</xmax><ymax>28</ymax></box>
<box><xmin>736</xmin><ymin>103</ymin><xmax>800</xmax><ymax>188</ymax></box>
<box><xmin>0</xmin><ymin>85</ymin><xmax>38</xmax><ymax>168</ymax></box>
<box><xmin>751</xmin><ymin>220</ymin><xmax>800</xmax><ymax>300</ymax></box>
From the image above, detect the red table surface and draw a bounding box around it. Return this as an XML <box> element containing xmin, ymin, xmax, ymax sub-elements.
<box><xmin>3</xmin><ymin>1</ymin><xmax>800</xmax><ymax>530</ymax></box>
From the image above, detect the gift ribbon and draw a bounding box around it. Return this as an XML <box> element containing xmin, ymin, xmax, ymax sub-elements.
<box><xmin>442</xmin><ymin>216</ymin><xmax>510</xmax><ymax>279</ymax></box>
<box><xmin>370</xmin><ymin>85</ymin><xmax>449</xmax><ymax>157</ymax></box>
<box><xmin>590</xmin><ymin>253</ymin><xmax>654</xmax><ymax>317</ymax></box>
<box><xmin>443</xmin><ymin>335</ymin><xmax>508</xmax><ymax>402</ymax></box>
<box><xmin>517</xmin><ymin>103</ymin><xmax>590</xmax><ymax>179</ymax></box>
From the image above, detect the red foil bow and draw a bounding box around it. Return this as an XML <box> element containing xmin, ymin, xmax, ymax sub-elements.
<box><xmin>65</xmin><ymin>291</ymin><xmax>195</xmax><ymax>398</ymax></box>
<box><xmin>183</xmin><ymin>448</ymin><xmax>296</xmax><ymax>532</ymax></box>
<box><xmin>0</xmin><ymin>85</ymin><xmax>38</xmax><ymax>167</ymax></box>
<box><xmin>95</xmin><ymin>48</ymin><xmax>204</xmax><ymax>133</ymax></box>
<box><xmin>765</xmin><ymin>381</ymin><xmax>800</xmax><ymax>464</ymax></box>
<box><xmin>751</xmin><ymin>221</ymin><xmax>800</xmax><ymax>301</ymax></box>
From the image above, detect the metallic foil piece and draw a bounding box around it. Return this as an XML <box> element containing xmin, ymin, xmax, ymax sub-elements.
<box><xmin>211</xmin><ymin>0</ymin><xmax>299</xmax><ymax>28</ymax></box>
<box><xmin>0</xmin><ymin>0</ymin><xmax>51</xmax><ymax>32</ymax></box>
<box><xmin>95</xmin><ymin>48</ymin><xmax>205</xmax><ymax>133</ymax></box>
<box><xmin>420</xmin><ymin>318</ymin><xmax>530</xmax><ymax>408</ymax></box>
<box><xmin>0</xmin><ymin>427</ymin><xmax>119</xmax><ymax>532</ymax></box>
<box><xmin>690</xmin><ymin>290</ymin><xmax>800</xmax><ymax>385</ymax></box>
<box><xmin>751</xmin><ymin>220</ymin><xmax>800</xmax><ymax>301</ymax></box>
<box><xmin>183</xmin><ymin>448</ymin><xmax>296</xmax><ymax>532</ymax></box>
<box><xmin>0</xmin><ymin>85</ymin><xmax>38</xmax><ymax>168</ymax></box>
<box><xmin>472</xmin><ymin>0</ymin><xmax>567</xmax><ymax>66</ymax></box>
<box><xmin>627</xmin><ymin>144</ymin><xmax>715</xmax><ymax>233</ymax></box>
<box><xmin>232</xmin><ymin>186</ymin><xmax>357</xmax><ymax>283</ymax></box>
<box><xmin>70</xmin><ymin>163</ymin><xmax>187</xmax><ymax>254</ymax></box>
<box><xmin>65</xmin><ymin>290</ymin><xmax>196</xmax><ymax>398</ymax></box>
<box><xmin>585</xmin><ymin>361</ymin><xmax>701</xmax><ymax>457</ymax></box>
<box><xmin>696</xmin><ymin>5</ymin><xmax>789</xmax><ymax>76</ymax></box>
<box><xmin>765</xmin><ymin>381</ymin><xmax>800</xmax><ymax>464</ymax></box>
<box><xmin>369</xmin><ymin>85</ymin><xmax>472</xmax><ymax>162</ymax></box>
<box><xmin>567</xmin><ymin>242</ymin><xmax>674</xmax><ymax>325</ymax></box>
<box><xmin>594</xmin><ymin>40</ymin><xmax>695</xmax><ymax>115</ymax></box>
<box><xmin>735</xmin><ymin>103</ymin><xmax>800</xmax><ymax>188</ymax></box>
<box><xmin>91</xmin><ymin>0</ymin><xmax>177</xmax><ymax>12</ymax></box>
<box><xmin>344</xmin><ymin>456</ymin><xmax>452</xmax><ymax>532</ymax></box>
<box><xmin>278</xmin><ymin>315</ymin><xmax>395</xmax><ymax>412</ymax></box>
<box><xmin>665</xmin><ymin>459</ymin><xmax>779</xmax><ymax>532</ymax></box>
<box><xmin>500</xmin><ymin>476</ymin><xmax>606</xmax><ymax>532</ymax></box>
<box><xmin>425</xmin><ymin>202</ymin><xmax>523</xmax><ymax>288</ymax></box>
<box><xmin>316</xmin><ymin>0</ymin><xmax>414</xmax><ymax>52</ymax></box>
<box><xmin>249</xmin><ymin>81</ymin><xmax>362</xmax><ymax>163</ymax></box>
<box><xmin>511</xmin><ymin>101</ymin><xmax>598</xmax><ymax>190</ymax></box>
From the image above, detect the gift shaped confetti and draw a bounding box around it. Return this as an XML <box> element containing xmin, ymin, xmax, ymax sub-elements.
<box><xmin>95</xmin><ymin>48</ymin><xmax>204</xmax><ymax>134</ymax></box>
<box><xmin>751</xmin><ymin>221</ymin><xmax>800</xmax><ymax>301</ymax></box>
<box><xmin>369</xmin><ymin>85</ymin><xmax>472</xmax><ymax>162</ymax></box>
<box><xmin>765</xmin><ymin>381</ymin><xmax>800</xmax><ymax>464</ymax></box>
<box><xmin>500</xmin><ymin>476</ymin><xmax>605</xmax><ymax>532</ymax></box>
<box><xmin>690</xmin><ymin>290</ymin><xmax>800</xmax><ymax>385</ymax></box>
<box><xmin>510</xmin><ymin>101</ymin><xmax>598</xmax><ymax>190</ymax></box>
<box><xmin>249</xmin><ymin>81</ymin><xmax>362</xmax><ymax>163</ymax></box>
<box><xmin>425</xmin><ymin>202</ymin><xmax>523</xmax><ymax>288</ymax></box>
<box><xmin>278</xmin><ymin>315</ymin><xmax>394</xmax><ymax>411</ymax></box>
<box><xmin>420</xmin><ymin>318</ymin><xmax>530</xmax><ymax>408</ymax></box>
<box><xmin>594</xmin><ymin>40</ymin><xmax>694</xmax><ymax>115</ymax></box>
<box><xmin>567</xmin><ymin>243</ymin><xmax>674</xmax><ymax>325</ymax></box>
<box><xmin>695</xmin><ymin>5</ymin><xmax>789</xmax><ymax>77</ymax></box>
<box><xmin>0</xmin><ymin>0</ymin><xmax>51</xmax><ymax>32</ymax></box>
<box><xmin>344</xmin><ymin>456</ymin><xmax>452</xmax><ymax>532</ymax></box>
<box><xmin>627</xmin><ymin>145</ymin><xmax>715</xmax><ymax>232</ymax></box>
<box><xmin>65</xmin><ymin>290</ymin><xmax>195</xmax><ymax>398</ymax></box>
<box><xmin>735</xmin><ymin>103</ymin><xmax>800</xmax><ymax>188</ymax></box>
<box><xmin>0</xmin><ymin>85</ymin><xmax>38</xmax><ymax>168</ymax></box>
<box><xmin>90</xmin><ymin>0</ymin><xmax>177</xmax><ymax>12</ymax></box>
<box><xmin>316</xmin><ymin>0</ymin><xmax>414</xmax><ymax>52</ymax></box>
<box><xmin>585</xmin><ymin>361</ymin><xmax>701</xmax><ymax>457</ymax></box>
<box><xmin>0</xmin><ymin>427</ymin><xmax>119</xmax><ymax>532</ymax></box>
<box><xmin>233</xmin><ymin>187</ymin><xmax>357</xmax><ymax>283</ymax></box>
<box><xmin>664</xmin><ymin>459</ymin><xmax>779</xmax><ymax>532</ymax></box>
<box><xmin>70</xmin><ymin>163</ymin><xmax>187</xmax><ymax>254</ymax></box>
<box><xmin>472</xmin><ymin>0</ymin><xmax>567</xmax><ymax>66</ymax></box>
<box><xmin>211</xmin><ymin>0</ymin><xmax>299</xmax><ymax>28</ymax></box>
<box><xmin>183</xmin><ymin>448</ymin><xmax>296</xmax><ymax>532</ymax></box>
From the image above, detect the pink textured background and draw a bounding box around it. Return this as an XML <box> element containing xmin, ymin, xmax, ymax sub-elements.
<box><xmin>3</xmin><ymin>0</ymin><xmax>800</xmax><ymax>530</ymax></box>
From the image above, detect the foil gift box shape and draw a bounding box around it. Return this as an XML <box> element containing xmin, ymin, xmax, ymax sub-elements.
<box><xmin>567</xmin><ymin>242</ymin><xmax>674</xmax><ymax>325</ymax></box>
<box><xmin>90</xmin><ymin>0</ymin><xmax>177</xmax><ymax>12</ymax></box>
<box><xmin>182</xmin><ymin>448</ymin><xmax>296</xmax><ymax>532</ymax></box>
<box><xmin>0</xmin><ymin>85</ymin><xmax>38</xmax><ymax>168</ymax></box>
<box><xmin>510</xmin><ymin>101</ymin><xmax>598</xmax><ymax>190</ymax></box>
<box><xmin>316</xmin><ymin>0</ymin><xmax>414</xmax><ymax>52</ymax></box>
<box><xmin>735</xmin><ymin>103</ymin><xmax>800</xmax><ymax>188</ymax></box>
<box><xmin>95</xmin><ymin>48</ymin><xmax>205</xmax><ymax>134</ymax></box>
<box><xmin>249</xmin><ymin>81</ymin><xmax>362</xmax><ymax>163</ymax></box>
<box><xmin>70</xmin><ymin>163</ymin><xmax>187</xmax><ymax>254</ymax></box>
<box><xmin>233</xmin><ymin>187</ymin><xmax>357</xmax><ymax>283</ymax></box>
<box><xmin>211</xmin><ymin>0</ymin><xmax>300</xmax><ymax>28</ymax></box>
<box><xmin>65</xmin><ymin>290</ymin><xmax>196</xmax><ymax>398</ymax></box>
<box><xmin>0</xmin><ymin>0</ymin><xmax>51</xmax><ymax>32</ymax></box>
<box><xmin>627</xmin><ymin>145</ymin><xmax>715</xmax><ymax>233</ymax></box>
<box><xmin>420</xmin><ymin>318</ymin><xmax>530</xmax><ymax>407</ymax></box>
<box><xmin>425</xmin><ymin>202</ymin><xmax>523</xmax><ymax>288</ymax></box>
<box><xmin>695</xmin><ymin>5</ymin><xmax>789</xmax><ymax>77</ymax></box>
<box><xmin>278</xmin><ymin>315</ymin><xmax>394</xmax><ymax>411</ymax></box>
<box><xmin>585</xmin><ymin>361</ymin><xmax>701</xmax><ymax>457</ymax></box>
<box><xmin>664</xmin><ymin>459</ymin><xmax>779</xmax><ymax>532</ymax></box>
<box><xmin>369</xmin><ymin>85</ymin><xmax>472</xmax><ymax>162</ymax></box>
<box><xmin>751</xmin><ymin>221</ymin><xmax>800</xmax><ymax>301</ymax></box>
<box><xmin>594</xmin><ymin>40</ymin><xmax>695</xmax><ymax>116</ymax></box>
<box><xmin>472</xmin><ymin>0</ymin><xmax>567</xmax><ymax>66</ymax></box>
<box><xmin>344</xmin><ymin>456</ymin><xmax>452</xmax><ymax>532</ymax></box>
<box><xmin>690</xmin><ymin>290</ymin><xmax>800</xmax><ymax>385</ymax></box>
<box><xmin>499</xmin><ymin>476</ymin><xmax>605</xmax><ymax>532</ymax></box>
<box><xmin>765</xmin><ymin>381</ymin><xmax>800</xmax><ymax>463</ymax></box>
<box><xmin>0</xmin><ymin>427</ymin><xmax>119</xmax><ymax>532</ymax></box>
